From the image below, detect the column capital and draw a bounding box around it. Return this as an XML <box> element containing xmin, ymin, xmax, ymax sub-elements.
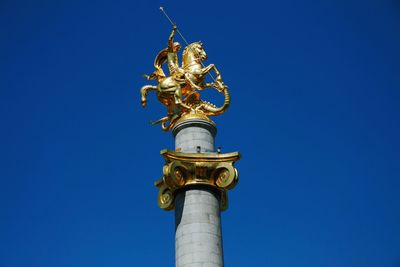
<box><xmin>155</xmin><ymin>150</ymin><xmax>240</xmax><ymax>211</ymax></box>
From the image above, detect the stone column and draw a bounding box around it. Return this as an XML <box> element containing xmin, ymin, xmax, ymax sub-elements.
<box><xmin>173</xmin><ymin>118</ymin><xmax>223</xmax><ymax>267</ymax></box>
<box><xmin>154</xmin><ymin>114</ymin><xmax>239</xmax><ymax>267</ymax></box>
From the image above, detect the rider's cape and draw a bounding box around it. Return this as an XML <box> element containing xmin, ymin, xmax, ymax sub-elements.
<box><xmin>146</xmin><ymin>48</ymin><xmax>168</xmax><ymax>80</ymax></box>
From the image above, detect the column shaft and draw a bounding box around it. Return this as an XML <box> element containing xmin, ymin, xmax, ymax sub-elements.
<box><xmin>173</xmin><ymin>118</ymin><xmax>224</xmax><ymax>267</ymax></box>
<box><xmin>175</xmin><ymin>188</ymin><xmax>223</xmax><ymax>267</ymax></box>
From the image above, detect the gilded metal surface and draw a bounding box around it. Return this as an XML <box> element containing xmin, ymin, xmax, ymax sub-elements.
<box><xmin>155</xmin><ymin>150</ymin><xmax>240</xmax><ymax>211</ymax></box>
<box><xmin>140</xmin><ymin>26</ymin><xmax>230</xmax><ymax>131</ymax></box>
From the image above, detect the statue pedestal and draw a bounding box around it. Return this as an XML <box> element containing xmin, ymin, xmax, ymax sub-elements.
<box><xmin>174</xmin><ymin>117</ymin><xmax>222</xmax><ymax>267</ymax></box>
<box><xmin>173</xmin><ymin>116</ymin><xmax>216</xmax><ymax>153</ymax></box>
<box><xmin>154</xmin><ymin>114</ymin><xmax>240</xmax><ymax>267</ymax></box>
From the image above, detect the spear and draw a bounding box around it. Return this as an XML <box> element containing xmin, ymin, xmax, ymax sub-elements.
<box><xmin>159</xmin><ymin>6</ymin><xmax>217</xmax><ymax>83</ymax></box>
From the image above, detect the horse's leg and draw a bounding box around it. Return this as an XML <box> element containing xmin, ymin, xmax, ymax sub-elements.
<box><xmin>199</xmin><ymin>64</ymin><xmax>220</xmax><ymax>80</ymax></box>
<box><xmin>200</xmin><ymin>64</ymin><xmax>226</xmax><ymax>92</ymax></box>
<box><xmin>200</xmin><ymin>64</ymin><xmax>214</xmax><ymax>78</ymax></box>
<box><xmin>203</xmin><ymin>82</ymin><xmax>218</xmax><ymax>89</ymax></box>
<box><xmin>208</xmin><ymin>64</ymin><xmax>227</xmax><ymax>91</ymax></box>
<box><xmin>174</xmin><ymin>85</ymin><xmax>193</xmax><ymax>111</ymax></box>
<box><xmin>167</xmin><ymin>103</ymin><xmax>175</xmax><ymax>119</ymax></box>
<box><xmin>140</xmin><ymin>85</ymin><xmax>157</xmax><ymax>107</ymax></box>
<box><xmin>184</xmin><ymin>73</ymin><xmax>201</xmax><ymax>90</ymax></box>
<box><xmin>210</xmin><ymin>64</ymin><xmax>223</xmax><ymax>81</ymax></box>
<box><xmin>202</xmin><ymin>82</ymin><xmax>226</xmax><ymax>93</ymax></box>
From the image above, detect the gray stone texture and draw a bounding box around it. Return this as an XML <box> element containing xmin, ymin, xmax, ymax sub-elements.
<box><xmin>175</xmin><ymin>189</ymin><xmax>223</xmax><ymax>267</ymax></box>
<box><xmin>172</xmin><ymin>119</ymin><xmax>224</xmax><ymax>267</ymax></box>
<box><xmin>173</xmin><ymin>119</ymin><xmax>216</xmax><ymax>153</ymax></box>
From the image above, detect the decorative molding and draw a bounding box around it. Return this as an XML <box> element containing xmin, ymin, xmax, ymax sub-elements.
<box><xmin>155</xmin><ymin>150</ymin><xmax>240</xmax><ymax>211</ymax></box>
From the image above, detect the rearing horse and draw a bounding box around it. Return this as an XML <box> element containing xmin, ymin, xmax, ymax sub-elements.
<box><xmin>181</xmin><ymin>41</ymin><xmax>226</xmax><ymax>92</ymax></box>
<box><xmin>140</xmin><ymin>42</ymin><xmax>227</xmax><ymax>130</ymax></box>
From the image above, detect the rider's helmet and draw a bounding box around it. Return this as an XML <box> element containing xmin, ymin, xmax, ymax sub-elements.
<box><xmin>173</xmin><ymin>42</ymin><xmax>181</xmax><ymax>51</ymax></box>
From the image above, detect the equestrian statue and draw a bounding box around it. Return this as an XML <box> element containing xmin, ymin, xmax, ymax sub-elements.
<box><xmin>140</xmin><ymin>25</ymin><xmax>230</xmax><ymax>131</ymax></box>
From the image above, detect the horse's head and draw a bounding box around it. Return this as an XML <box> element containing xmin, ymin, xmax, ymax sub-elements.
<box><xmin>183</xmin><ymin>42</ymin><xmax>208</xmax><ymax>64</ymax></box>
<box><xmin>194</xmin><ymin>42</ymin><xmax>207</xmax><ymax>61</ymax></box>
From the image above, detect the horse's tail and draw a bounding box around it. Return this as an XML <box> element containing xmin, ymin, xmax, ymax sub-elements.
<box><xmin>200</xmin><ymin>86</ymin><xmax>230</xmax><ymax>116</ymax></box>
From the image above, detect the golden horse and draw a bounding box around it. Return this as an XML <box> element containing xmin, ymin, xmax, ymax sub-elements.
<box><xmin>140</xmin><ymin>42</ymin><xmax>230</xmax><ymax>131</ymax></box>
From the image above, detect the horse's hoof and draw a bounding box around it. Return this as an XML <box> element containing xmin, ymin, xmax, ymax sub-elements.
<box><xmin>141</xmin><ymin>101</ymin><xmax>147</xmax><ymax>107</ymax></box>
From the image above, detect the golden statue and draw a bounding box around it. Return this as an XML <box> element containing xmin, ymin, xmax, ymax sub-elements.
<box><xmin>140</xmin><ymin>25</ymin><xmax>230</xmax><ymax>131</ymax></box>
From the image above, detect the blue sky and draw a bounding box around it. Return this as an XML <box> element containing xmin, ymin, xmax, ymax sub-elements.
<box><xmin>1</xmin><ymin>0</ymin><xmax>399</xmax><ymax>266</ymax></box>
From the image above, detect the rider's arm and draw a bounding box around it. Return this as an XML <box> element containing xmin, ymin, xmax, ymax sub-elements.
<box><xmin>168</xmin><ymin>25</ymin><xmax>177</xmax><ymax>50</ymax></box>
